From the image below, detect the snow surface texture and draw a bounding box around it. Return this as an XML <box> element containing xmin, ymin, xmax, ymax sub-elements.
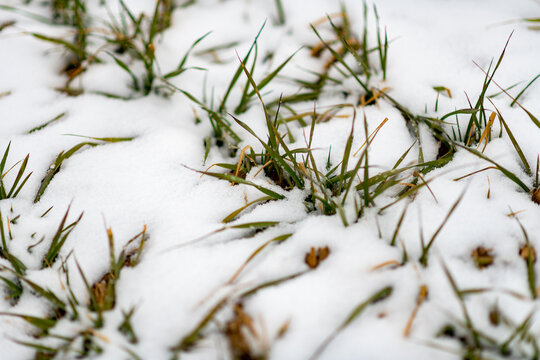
<box><xmin>0</xmin><ymin>0</ymin><xmax>539</xmax><ymax>359</ymax></box>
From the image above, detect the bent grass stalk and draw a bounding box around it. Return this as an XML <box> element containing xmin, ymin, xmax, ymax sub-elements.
<box><xmin>309</xmin><ymin>286</ymin><xmax>393</xmax><ymax>360</ymax></box>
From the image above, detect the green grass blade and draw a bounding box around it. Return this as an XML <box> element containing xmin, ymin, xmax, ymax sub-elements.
<box><xmin>440</xmin><ymin>259</ymin><xmax>481</xmax><ymax>348</ymax></box>
<box><xmin>30</xmin><ymin>33</ymin><xmax>80</xmax><ymax>53</ymax></box>
<box><xmin>171</xmin><ymin>296</ymin><xmax>228</xmax><ymax>352</ymax></box>
<box><xmin>0</xmin><ymin>267</ymin><xmax>66</xmax><ymax>311</ymax></box>
<box><xmin>222</xmin><ymin>196</ymin><xmax>273</xmax><ymax>223</ymax></box>
<box><xmin>28</xmin><ymin>112</ymin><xmax>67</xmax><ymax>134</ymax></box>
<box><xmin>310</xmin><ymin>24</ymin><xmax>371</xmax><ymax>94</ymax></box>
<box><xmin>63</xmin><ymin>135</ymin><xmax>134</xmax><ymax>143</ymax></box>
<box><xmin>236</xmin><ymin>47</ymin><xmax>301</xmax><ymax>114</ymax></box>
<box><xmin>6</xmin><ymin>154</ymin><xmax>29</xmax><ymax>198</ymax></box>
<box><xmin>240</xmin><ymin>271</ymin><xmax>306</xmax><ymax>299</ymax></box>
<box><xmin>440</xmin><ymin>108</ymin><xmax>479</xmax><ymax>121</ymax></box>
<box><xmin>195</xmin><ymin>167</ymin><xmax>285</xmax><ymax>200</ymax></box>
<box><xmin>229</xmin><ymin>221</ymin><xmax>280</xmax><ymax>230</ymax></box>
<box><xmin>232</xmin><ymin>116</ymin><xmax>304</xmax><ymax>189</ymax></box>
<box><xmin>227</xmin><ymin>233</ymin><xmax>292</xmax><ymax>284</ymax></box>
<box><xmin>309</xmin><ymin>286</ymin><xmax>393</xmax><ymax>360</ymax></box>
<box><xmin>219</xmin><ymin>21</ymin><xmax>266</xmax><ymax>112</ymax></box>
<box><xmin>106</xmin><ymin>51</ymin><xmax>140</xmax><ymax>91</ymax></box>
<box><xmin>164</xmin><ymin>31</ymin><xmax>211</xmax><ymax>79</ymax></box>
<box><xmin>511</xmin><ymin>73</ymin><xmax>540</xmax><ymax>107</ymax></box>
<box><xmin>489</xmin><ymin>100</ymin><xmax>531</xmax><ymax>175</ymax></box>
<box><xmin>0</xmin><ymin>312</ymin><xmax>56</xmax><ymax>332</ymax></box>
<box><xmin>457</xmin><ymin>144</ymin><xmax>530</xmax><ymax>192</ymax></box>
<box><xmin>0</xmin><ymin>141</ymin><xmax>11</xmax><ymax>179</ymax></box>
<box><xmin>419</xmin><ymin>189</ymin><xmax>466</xmax><ymax>267</ymax></box>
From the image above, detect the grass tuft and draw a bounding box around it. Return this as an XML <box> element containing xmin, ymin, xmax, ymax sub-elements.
<box><xmin>0</xmin><ymin>142</ymin><xmax>32</xmax><ymax>200</ymax></box>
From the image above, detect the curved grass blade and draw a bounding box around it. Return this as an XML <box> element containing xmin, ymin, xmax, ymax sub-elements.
<box><xmin>309</xmin><ymin>286</ymin><xmax>393</xmax><ymax>360</ymax></box>
<box><xmin>419</xmin><ymin>189</ymin><xmax>466</xmax><ymax>267</ymax></box>
<box><xmin>28</xmin><ymin>112</ymin><xmax>67</xmax><ymax>134</ymax></box>
<box><xmin>219</xmin><ymin>21</ymin><xmax>266</xmax><ymax>112</ymax></box>
<box><xmin>511</xmin><ymin>73</ymin><xmax>540</xmax><ymax>107</ymax></box>
<box><xmin>191</xmin><ymin>166</ymin><xmax>285</xmax><ymax>200</ymax></box>
<box><xmin>0</xmin><ymin>312</ymin><xmax>56</xmax><ymax>333</ymax></box>
<box><xmin>235</xmin><ymin>47</ymin><xmax>303</xmax><ymax>114</ymax></box>
<box><xmin>167</xmin><ymin>221</ymin><xmax>280</xmax><ymax>251</ymax></box>
<box><xmin>171</xmin><ymin>296</ymin><xmax>228</xmax><ymax>352</ymax></box>
<box><xmin>227</xmin><ymin>233</ymin><xmax>292</xmax><ymax>284</ymax></box>
<box><xmin>488</xmin><ymin>99</ymin><xmax>531</xmax><ymax>175</ymax></box>
<box><xmin>34</xmin><ymin>137</ymin><xmax>134</xmax><ymax>203</ymax></box>
<box><xmin>43</xmin><ymin>206</ymin><xmax>83</xmax><ymax>268</ymax></box>
<box><xmin>222</xmin><ymin>196</ymin><xmax>274</xmax><ymax>223</ymax></box>
<box><xmin>456</xmin><ymin>144</ymin><xmax>530</xmax><ymax>192</ymax></box>
<box><xmin>310</xmin><ymin>24</ymin><xmax>371</xmax><ymax>94</ymax></box>
<box><xmin>240</xmin><ymin>270</ymin><xmax>307</xmax><ymax>299</ymax></box>
<box><xmin>164</xmin><ymin>31</ymin><xmax>212</xmax><ymax>79</ymax></box>
<box><xmin>0</xmin><ymin>265</ymin><xmax>66</xmax><ymax>312</ymax></box>
<box><xmin>440</xmin><ymin>108</ymin><xmax>479</xmax><ymax>121</ymax></box>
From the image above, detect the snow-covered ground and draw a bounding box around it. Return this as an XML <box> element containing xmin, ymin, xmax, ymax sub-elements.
<box><xmin>0</xmin><ymin>0</ymin><xmax>539</xmax><ymax>359</ymax></box>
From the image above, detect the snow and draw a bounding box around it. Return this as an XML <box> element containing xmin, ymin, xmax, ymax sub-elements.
<box><xmin>0</xmin><ymin>0</ymin><xmax>539</xmax><ymax>359</ymax></box>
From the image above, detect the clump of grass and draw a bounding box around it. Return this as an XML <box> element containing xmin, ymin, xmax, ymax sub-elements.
<box><xmin>0</xmin><ymin>142</ymin><xmax>32</xmax><ymax>200</ymax></box>
<box><xmin>118</xmin><ymin>307</ymin><xmax>139</xmax><ymax>344</ymax></box>
<box><xmin>0</xmin><ymin>262</ymin><xmax>68</xmax><ymax>340</ymax></box>
<box><xmin>171</xmin><ymin>268</ymin><xmax>311</xmax><ymax>358</ymax></box>
<box><xmin>311</xmin><ymin>4</ymin><xmax>386</xmax><ymax>96</ymax></box>
<box><xmin>3</xmin><ymin>225</ymin><xmax>147</xmax><ymax>359</ymax></box>
<box><xmin>224</xmin><ymin>302</ymin><xmax>267</xmax><ymax>360</ymax></box>
<box><xmin>435</xmin><ymin>258</ymin><xmax>540</xmax><ymax>359</ymax></box>
<box><xmin>533</xmin><ymin>188</ymin><xmax>540</xmax><ymax>205</ymax></box>
<box><xmin>102</xmin><ymin>0</ymin><xmax>207</xmax><ymax>98</ymax></box>
<box><xmin>42</xmin><ymin>205</ymin><xmax>83</xmax><ymax>268</ymax></box>
<box><xmin>88</xmin><ymin>225</ymin><xmax>147</xmax><ymax>316</ymax></box>
<box><xmin>460</xmin><ymin>33</ymin><xmax>513</xmax><ymax>146</ymax></box>
<box><xmin>0</xmin><ymin>209</ymin><xmax>145</xmax><ymax>359</ymax></box>
<box><xmin>204</xmin><ymin>67</ymin><xmax>452</xmax><ymax>226</ymax></box>
<box><xmin>170</xmin><ymin>22</ymin><xmax>300</xmax><ymax>154</ymax></box>
<box><xmin>275</xmin><ymin>3</ymin><xmax>388</xmax><ymax>111</ymax></box>
<box><xmin>451</xmin><ymin>56</ymin><xmax>540</xmax><ymax>204</ymax></box>
<box><xmin>31</xmin><ymin>0</ymin><xmax>92</xmax><ymax>95</ymax></box>
<box><xmin>171</xmin><ymin>230</ymin><xmax>336</xmax><ymax>358</ymax></box>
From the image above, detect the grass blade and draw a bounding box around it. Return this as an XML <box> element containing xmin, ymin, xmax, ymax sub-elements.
<box><xmin>195</xmin><ymin>167</ymin><xmax>285</xmax><ymax>200</ymax></box>
<box><xmin>511</xmin><ymin>73</ymin><xmax>540</xmax><ymax>107</ymax></box>
<box><xmin>222</xmin><ymin>196</ymin><xmax>273</xmax><ymax>223</ymax></box>
<box><xmin>419</xmin><ymin>189</ymin><xmax>466</xmax><ymax>267</ymax></box>
<box><xmin>309</xmin><ymin>286</ymin><xmax>393</xmax><ymax>360</ymax></box>
<box><xmin>227</xmin><ymin>233</ymin><xmax>292</xmax><ymax>284</ymax></box>
<box><xmin>456</xmin><ymin>144</ymin><xmax>530</xmax><ymax>192</ymax></box>
<box><xmin>488</xmin><ymin>100</ymin><xmax>531</xmax><ymax>175</ymax></box>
